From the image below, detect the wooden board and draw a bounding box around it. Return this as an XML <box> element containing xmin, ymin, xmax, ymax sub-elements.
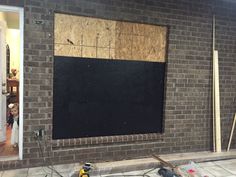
<box><xmin>54</xmin><ymin>13</ymin><xmax>167</xmax><ymax>62</ymax></box>
<box><xmin>227</xmin><ymin>113</ymin><xmax>236</xmax><ymax>151</ymax></box>
<box><xmin>213</xmin><ymin>50</ymin><xmax>221</xmax><ymax>152</ymax></box>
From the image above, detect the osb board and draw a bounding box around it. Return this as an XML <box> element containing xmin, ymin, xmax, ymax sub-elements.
<box><xmin>54</xmin><ymin>13</ymin><xmax>167</xmax><ymax>62</ymax></box>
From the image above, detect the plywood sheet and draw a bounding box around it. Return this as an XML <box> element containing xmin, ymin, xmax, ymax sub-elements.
<box><xmin>55</xmin><ymin>44</ymin><xmax>81</xmax><ymax>57</ymax></box>
<box><xmin>54</xmin><ymin>13</ymin><xmax>167</xmax><ymax>62</ymax></box>
<box><xmin>115</xmin><ymin>34</ymin><xmax>132</xmax><ymax>60</ymax></box>
<box><xmin>132</xmin><ymin>35</ymin><xmax>145</xmax><ymax>60</ymax></box>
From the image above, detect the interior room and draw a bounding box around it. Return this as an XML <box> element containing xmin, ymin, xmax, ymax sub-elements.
<box><xmin>0</xmin><ymin>11</ymin><xmax>20</xmax><ymax>158</ymax></box>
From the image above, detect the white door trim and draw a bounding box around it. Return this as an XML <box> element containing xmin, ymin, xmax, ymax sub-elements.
<box><xmin>0</xmin><ymin>5</ymin><xmax>24</xmax><ymax>160</ymax></box>
<box><xmin>19</xmin><ymin>6</ymin><xmax>24</xmax><ymax>161</ymax></box>
<box><xmin>0</xmin><ymin>20</ymin><xmax>7</xmax><ymax>143</ymax></box>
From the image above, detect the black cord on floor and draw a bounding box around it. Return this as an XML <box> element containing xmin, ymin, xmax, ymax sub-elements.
<box><xmin>101</xmin><ymin>166</ymin><xmax>159</xmax><ymax>177</ymax></box>
<box><xmin>35</xmin><ymin>134</ymin><xmax>64</xmax><ymax>177</ymax></box>
<box><xmin>142</xmin><ymin>167</ymin><xmax>159</xmax><ymax>177</ymax></box>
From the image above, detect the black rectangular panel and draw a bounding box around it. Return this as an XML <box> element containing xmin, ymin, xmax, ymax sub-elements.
<box><xmin>53</xmin><ymin>56</ymin><xmax>165</xmax><ymax>139</ymax></box>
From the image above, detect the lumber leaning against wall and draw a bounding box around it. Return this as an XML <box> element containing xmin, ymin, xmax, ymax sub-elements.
<box><xmin>212</xmin><ymin>15</ymin><xmax>221</xmax><ymax>153</ymax></box>
<box><xmin>213</xmin><ymin>50</ymin><xmax>221</xmax><ymax>153</ymax></box>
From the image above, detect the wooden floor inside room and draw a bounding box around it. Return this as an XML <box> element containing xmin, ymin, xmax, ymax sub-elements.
<box><xmin>0</xmin><ymin>126</ymin><xmax>18</xmax><ymax>157</ymax></box>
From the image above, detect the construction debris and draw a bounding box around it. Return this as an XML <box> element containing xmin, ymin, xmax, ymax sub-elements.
<box><xmin>153</xmin><ymin>154</ymin><xmax>209</xmax><ymax>177</ymax></box>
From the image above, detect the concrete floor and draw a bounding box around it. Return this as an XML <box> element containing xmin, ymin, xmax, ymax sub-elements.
<box><xmin>1</xmin><ymin>150</ymin><xmax>236</xmax><ymax>177</ymax></box>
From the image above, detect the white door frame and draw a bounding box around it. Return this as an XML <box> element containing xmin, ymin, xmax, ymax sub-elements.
<box><xmin>0</xmin><ymin>5</ymin><xmax>24</xmax><ymax>160</ymax></box>
<box><xmin>0</xmin><ymin>20</ymin><xmax>7</xmax><ymax>143</ymax></box>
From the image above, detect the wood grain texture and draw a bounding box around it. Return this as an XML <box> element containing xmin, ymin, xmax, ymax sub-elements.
<box><xmin>213</xmin><ymin>50</ymin><xmax>222</xmax><ymax>153</ymax></box>
<box><xmin>54</xmin><ymin>13</ymin><xmax>167</xmax><ymax>62</ymax></box>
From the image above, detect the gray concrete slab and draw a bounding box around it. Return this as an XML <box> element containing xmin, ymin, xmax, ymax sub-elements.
<box><xmin>1</xmin><ymin>151</ymin><xmax>236</xmax><ymax>177</ymax></box>
<box><xmin>193</xmin><ymin>167</ymin><xmax>215</xmax><ymax>177</ymax></box>
<box><xmin>198</xmin><ymin>161</ymin><xmax>216</xmax><ymax>167</ymax></box>
<box><xmin>122</xmin><ymin>170</ymin><xmax>146</xmax><ymax>176</ymax></box>
<box><xmin>32</xmin><ymin>168</ymin><xmax>72</xmax><ymax>177</ymax></box>
<box><xmin>29</xmin><ymin>173</ymin><xmax>70</xmax><ymax>177</ymax></box>
<box><xmin>52</xmin><ymin>163</ymin><xmax>75</xmax><ymax>173</ymax></box>
<box><xmin>28</xmin><ymin>166</ymin><xmax>47</xmax><ymax>176</ymax></box>
<box><xmin>101</xmin><ymin>172</ymin><xmax>123</xmax><ymax>177</ymax></box>
<box><xmin>222</xmin><ymin>164</ymin><xmax>236</xmax><ymax>175</ymax></box>
<box><xmin>1</xmin><ymin>159</ymin><xmax>236</xmax><ymax>177</ymax></box>
<box><xmin>217</xmin><ymin>161</ymin><xmax>236</xmax><ymax>175</ymax></box>
<box><xmin>2</xmin><ymin>168</ymin><xmax>28</xmax><ymax>177</ymax></box>
<box><xmin>202</xmin><ymin>165</ymin><xmax>233</xmax><ymax>177</ymax></box>
<box><xmin>140</xmin><ymin>168</ymin><xmax>161</xmax><ymax>177</ymax></box>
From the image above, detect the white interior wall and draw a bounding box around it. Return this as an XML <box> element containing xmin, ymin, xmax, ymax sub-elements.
<box><xmin>6</xmin><ymin>28</ymin><xmax>20</xmax><ymax>79</ymax></box>
<box><xmin>0</xmin><ymin>12</ymin><xmax>6</xmax><ymax>21</ymax></box>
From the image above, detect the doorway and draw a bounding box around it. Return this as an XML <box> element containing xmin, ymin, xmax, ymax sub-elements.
<box><xmin>0</xmin><ymin>5</ymin><xmax>23</xmax><ymax>160</ymax></box>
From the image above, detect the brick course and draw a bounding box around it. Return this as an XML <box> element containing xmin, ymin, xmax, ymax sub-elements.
<box><xmin>0</xmin><ymin>0</ymin><xmax>235</xmax><ymax>170</ymax></box>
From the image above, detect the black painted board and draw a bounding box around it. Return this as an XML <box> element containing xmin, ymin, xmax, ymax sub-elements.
<box><xmin>53</xmin><ymin>56</ymin><xmax>165</xmax><ymax>139</ymax></box>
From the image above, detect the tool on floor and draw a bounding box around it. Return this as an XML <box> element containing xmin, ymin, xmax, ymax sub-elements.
<box><xmin>152</xmin><ymin>154</ymin><xmax>184</xmax><ymax>177</ymax></box>
<box><xmin>152</xmin><ymin>154</ymin><xmax>209</xmax><ymax>177</ymax></box>
<box><xmin>227</xmin><ymin>113</ymin><xmax>236</xmax><ymax>151</ymax></box>
<box><xmin>158</xmin><ymin>167</ymin><xmax>181</xmax><ymax>177</ymax></box>
<box><xmin>78</xmin><ymin>163</ymin><xmax>92</xmax><ymax>177</ymax></box>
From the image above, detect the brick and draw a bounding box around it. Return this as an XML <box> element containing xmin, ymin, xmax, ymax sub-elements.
<box><xmin>0</xmin><ymin>0</ymin><xmax>236</xmax><ymax>171</ymax></box>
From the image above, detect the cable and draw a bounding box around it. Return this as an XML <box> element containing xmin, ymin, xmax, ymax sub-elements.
<box><xmin>36</xmin><ymin>138</ymin><xmax>55</xmax><ymax>177</ymax></box>
<box><xmin>97</xmin><ymin>166</ymin><xmax>159</xmax><ymax>177</ymax></box>
<box><xmin>37</xmin><ymin>137</ymin><xmax>63</xmax><ymax>177</ymax></box>
<box><xmin>142</xmin><ymin>167</ymin><xmax>159</xmax><ymax>177</ymax></box>
<box><xmin>36</xmin><ymin>138</ymin><xmax>54</xmax><ymax>177</ymax></box>
<box><xmin>34</xmin><ymin>132</ymin><xmax>64</xmax><ymax>177</ymax></box>
<box><xmin>42</xmin><ymin>136</ymin><xmax>63</xmax><ymax>177</ymax></box>
<box><xmin>40</xmin><ymin>137</ymin><xmax>63</xmax><ymax>177</ymax></box>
